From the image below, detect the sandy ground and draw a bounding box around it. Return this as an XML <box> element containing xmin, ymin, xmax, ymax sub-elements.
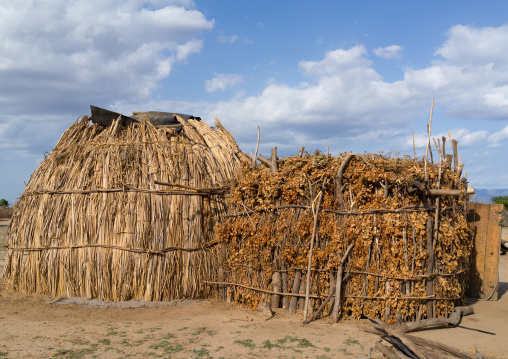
<box><xmin>1</xmin><ymin>218</ymin><xmax>507</xmax><ymax>359</ymax></box>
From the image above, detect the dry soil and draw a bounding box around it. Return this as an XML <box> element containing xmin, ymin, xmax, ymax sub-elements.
<box><xmin>1</xmin><ymin>219</ymin><xmax>507</xmax><ymax>358</ymax></box>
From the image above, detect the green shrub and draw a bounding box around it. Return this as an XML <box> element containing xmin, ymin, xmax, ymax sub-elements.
<box><xmin>492</xmin><ymin>196</ymin><xmax>508</xmax><ymax>210</ymax></box>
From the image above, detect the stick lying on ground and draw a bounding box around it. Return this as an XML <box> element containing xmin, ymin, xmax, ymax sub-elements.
<box><xmin>364</xmin><ymin>309</ymin><xmax>486</xmax><ymax>359</ymax></box>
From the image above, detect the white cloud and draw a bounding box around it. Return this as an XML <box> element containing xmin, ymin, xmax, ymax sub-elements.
<box><xmin>0</xmin><ymin>0</ymin><xmax>213</xmax><ymax>158</ymax></box>
<box><xmin>217</xmin><ymin>35</ymin><xmax>239</xmax><ymax>44</ymax></box>
<box><xmin>207</xmin><ymin>24</ymin><xmax>508</xmax><ymax>156</ymax></box>
<box><xmin>373</xmin><ymin>45</ymin><xmax>403</xmax><ymax>59</ymax></box>
<box><xmin>489</xmin><ymin>124</ymin><xmax>508</xmax><ymax>143</ymax></box>
<box><xmin>435</xmin><ymin>24</ymin><xmax>508</xmax><ymax>66</ymax></box>
<box><xmin>0</xmin><ymin>0</ymin><xmax>213</xmax><ymax>116</ymax></box>
<box><xmin>175</xmin><ymin>39</ymin><xmax>203</xmax><ymax>61</ymax></box>
<box><xmin>205</xmin><ymin>74</ymin><xmax>244</xmax><ymax>92</ymax></box>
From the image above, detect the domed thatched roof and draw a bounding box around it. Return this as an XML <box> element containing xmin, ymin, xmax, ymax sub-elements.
<box><xmin>3</xmin><ymin>113</ymin><xmax>246</xmax><ymax>301</ymax></box>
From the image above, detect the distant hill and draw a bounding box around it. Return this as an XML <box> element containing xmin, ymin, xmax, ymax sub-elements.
<box><xmin>470</xmin><ymin>188</ymin><xmax>508</xmax><ymax>204</ymax></box>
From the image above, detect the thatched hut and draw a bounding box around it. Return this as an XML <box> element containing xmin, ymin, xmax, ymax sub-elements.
<box><xmin>3</xmin><ymin>110</ymin><xmax>246</xmax><ymax>301</ymax></box>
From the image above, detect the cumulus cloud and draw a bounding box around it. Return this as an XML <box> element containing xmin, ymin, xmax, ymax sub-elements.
<box><xmin>373</xmin><ymin>45</ymin><xmax>404</xmax><ymax>59</ymax></box>
<box><xmin>208</xmin><ymin>24</ymin><xmax>508</xmax><ymax>156</ymax></box>
<box><xmin>489</xmin><ymin>124</ymin><xmax>508</xmax><ymax>144</ymax></box>
<box><xmin>217</xmin><ymin>35</ymin><xmax>239</xmax><ymax>44</ymax></box>
<box><xmin>205</xmin><ymin>74</ymin><xmax>244</xmax><ymax>92</ymax></box>
<box><xmin>0</xmin><ymin>0</ymin><xmax>213</xmax><ymax>111</ymax></box>
<box><xmin>0</xmin><ymin>0</ymin><xmax>213</xmax><ymax>157</ymax></box>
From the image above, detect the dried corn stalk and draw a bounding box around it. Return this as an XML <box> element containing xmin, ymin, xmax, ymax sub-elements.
<box><xmin>216</xmin><ymin>152</ymin><xmax>471</xmax><ymax>323</ymax></box>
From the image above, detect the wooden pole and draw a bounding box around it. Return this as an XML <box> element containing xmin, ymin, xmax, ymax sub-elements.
<box><xmin>252</xmin><ymin>126</ymin><xmax>260</xmax><ymax>170</ymax></box>
<box><xmin>303</xmin><ymin>187</ymin><xmax>324</xmax><ymax>323</ymax></box>
<box><xmin>424</xmin><ymin>99</ymin><xmax>434</xmax><ymax>183</ymax></box>
<box><xmin>289</xmin><ymin>271</ymin><xmax>301</xmax><ymax>313</ymax></box>
<box><xmin>271</xmin><ymin>271</ymin><xmax>282</xmax><ymax>309</ymax></box>
<box><xmin>332</xmin><ymin>242</ymin><xmax>355</xmax><ymax>322</ymax></box>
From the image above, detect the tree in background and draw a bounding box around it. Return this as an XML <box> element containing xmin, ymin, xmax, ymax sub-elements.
<box><xmin>0</xmin><ymin>199</ymin><xmax>9</xmax><ymax>207</ymax></box>
<box><xmin>491</xmin><ymin>196</ymin><xmax>508</xmax><ymax>210</ymax></box>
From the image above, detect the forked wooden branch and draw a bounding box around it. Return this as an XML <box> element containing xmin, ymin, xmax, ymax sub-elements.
<box><xmin>369</xmin><ymin>318</ymin><xmax>431</xmax><ymax>359</ymax></box>
<box><xmin>257</xmin><ymin>147</ymin><xmax>278</xmax><ymax>172</ymax></box>
<box><xmin>365</xmin><ymin>308</ymin><xmax>480</xmax><ymax>359</ymax></box>
<box><xmin>332</xmin><ymin>241</ymin><xmax>355</xmax><ymax>322</ymax></box>
<box><xmin>394</xmin><ymin>306</ymin><xmax>474</xmax><ymax>333</ymax></box>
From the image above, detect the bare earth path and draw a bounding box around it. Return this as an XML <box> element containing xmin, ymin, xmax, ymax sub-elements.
<box><xmin>1</xmin><ymin>219</ymin><xmax>507</xmax><ymax>358</ymax></box>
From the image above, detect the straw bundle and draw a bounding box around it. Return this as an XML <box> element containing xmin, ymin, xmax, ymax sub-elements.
<box><xmin>3</xmin><ymin>115</ymin><xmax>246</xmax><ymax>301</ymax></box>
<box><xmin>215</xmin><ymin>149</ymin><xmax>471</xmax><ymax>323</ymax></box>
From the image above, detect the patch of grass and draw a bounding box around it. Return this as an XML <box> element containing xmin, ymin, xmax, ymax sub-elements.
<box><xmin>98</xmin><ymin>339</ymin><xmax>110</xmax><ymax>345</ymax></box>
<box><xmin>66</xmin><ymin>338</ymin><xmax>90</xmax><ymax>346</ymax></box>
<box><xmin>191</xmin><ymin>327</ymin><xmax>207</xmax><ymax>335</ymax></box>
<box><xmin>161</xmin><ymin>333</ymin><xmax>175</xmax><ymax>340</ymax></box>
<box><xmin>106</xmin><ymin>330</ymin><xmax>118</xmax><ymax>336</ymax></box>
<box><xmin>120</xmin><ymin>339</ymin><xmax>133</xmax><ymax>347</ymax></box>
<box><xmin>276</xmin><ymin>335</ymin><xmax>315</xmax><ymax>348</ymax></box>
<box><xmin>234</xmin><ymin>339</ymin><xmax>256</xmax><ymax>348</ymax></box>
<box><xmin>0</xmin><ymin>351</ymin><xmax>8</xmax><ymax>358</ymax></box>
<box><xmin>192</xmin><ymin>347</ymin><xmax>210</xmax><ymax>357</ymax></box>
<box><xmin>177</xmin><ymin>326</ymin><xmax>188</xmax><ymax>331</ymax></box>
<box><xmin>52</xmin><ymin>347</ymin><xmax>97</xmax><ymax>358</ymax></box>
<box><xmin>262</xmin><ymin>340</ymin><xmax>282</xmax><ymax>350</ymax></box>
<box><xmin>104</xmin><ymin>347</ymin><xmax>123</xmax><ymax>353</ymax></box>
<box><xmin>148</xmin><ymin>340</ymin><xmax>184</xmax><ymax>354</ymax></box>
<box><xmin>343</xmin><ymin>338</ymin><xmax>364</xmax><ymax>350</ymax></box>
<box><xmin>338</xmin><ymin>348</ymin><xmax>353</xmax><ymax>356</ymax></box>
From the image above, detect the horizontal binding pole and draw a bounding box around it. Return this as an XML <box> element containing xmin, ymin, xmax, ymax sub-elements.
<box><xmin>202</xmin><ymin>281</ymin><xmax>461</xmax><ymax>301</ymax></box>
<box><xmin>154</xmin><ymin>180</ymin><xmax>226</xmax><ymax>193</ymax></box>
<box><xmin>428</xmin><ymin>189</ymin><xmax>462</xmax><ymax>196</ymax></box>
<box><xmin>203</xmin><ymin>280</ymin><xmax>323</xmax><ymax>299</ymax></box>
<box><xmin>8</xmin><ymin>239</ymin><xmax>219</xmax><ymax>254</ymax></box>
<box><xmin>23</xmin><ymin>186</ymin><xmax>222</xmax><ymax>197</ymax></box>
<box><xmin>224</xmin><ymin>205</ymin><xmax>439</xmax><ymax>218</ymax></box>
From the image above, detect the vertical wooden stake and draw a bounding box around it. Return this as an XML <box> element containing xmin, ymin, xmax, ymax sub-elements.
<box><xmin>425</xmin><ymin>217</ymin><xmax>434</xmax><ymax>318</ymax></box>
<box><xmin>289</xmin><ymin>271</ymin><xmax>301</xmax><ymax>313</ymax></box>
<box><xmin>252</xmin><ymin>126</ymin><xmax>260</xmax><ymax>170</ymax></box>
<box><xmin>332</xmin><ymin>242</ymin><xmax>355</xmax><ymax>322</ymax></box>
<box><xmin>424</xmin><ymin>99</ymin><xmax>434</xmax><ymax>183</ymax></box>
<box><xmin>271</xmin><ymin>271</ymin><xmax>282</xmax><ymax>309</ymax></box>
<box><xmin>281</xmin><ymin>266</ymin><xmax>289</xmax><ymax>310</ymax></box>
<box><xmin>271</xmin><ymin>147</ymin><xmax>278</xmax><ymax>172</ymax></box>
<box><xmin>303</xmin><ymin>188</ymin><xmax>324</xmax><ymax>323</ymax></box>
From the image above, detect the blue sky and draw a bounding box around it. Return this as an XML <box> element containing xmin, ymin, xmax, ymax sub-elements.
<box><xmin>1</xmin><ymin>0</ymin><xmax>508</xmax><ymax>204</ymax></box>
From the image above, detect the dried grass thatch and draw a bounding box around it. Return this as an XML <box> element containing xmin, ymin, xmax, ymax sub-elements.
<box><xmin>0</xmin><ymin>206</ymin><xmax>13</xmax><ymax>219</ymax></box>
<box><xmin>3</xmin><ymin>115</ymin><xmax>246</xmax><ymax>301</ymax></box>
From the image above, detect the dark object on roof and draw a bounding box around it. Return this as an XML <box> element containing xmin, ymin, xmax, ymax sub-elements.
<box><xmin>90</xmin><ymin>106</ymin><xmax>201</xmax><ymax>127</ymax></box>
<box><xmin>131</xmin><ymin>111</ymin><xmax>201</xmax><ymax>125</ymax></box>
<box><xmin>90</xmin><ymin>106</ymin><xmax>139</xmax><ymax>127</ymax></box>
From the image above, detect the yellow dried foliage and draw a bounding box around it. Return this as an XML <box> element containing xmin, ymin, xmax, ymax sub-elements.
<box><xmin>216</xmin><ymin>153</ymin><xmax>472</xmax><ymax>322</ymax></box>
